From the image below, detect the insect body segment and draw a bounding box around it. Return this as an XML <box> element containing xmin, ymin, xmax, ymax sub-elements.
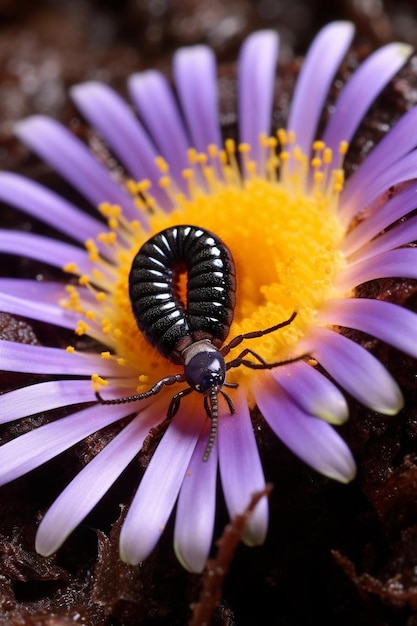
<box><xmin>129</xmin><ymin>225</ymin><xmax>236</xmax><ymax>364</ymax></box>
<box><xmin>96</xmin><ymin>225</ymin><xmax>302</xmax><ymax>461</ymax></box>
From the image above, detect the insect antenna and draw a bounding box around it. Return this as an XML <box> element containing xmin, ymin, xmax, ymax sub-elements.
<box><xmin>95</xmin><ymin>372</ymin><xmax>185</xmax><ymax>405</ymax></box>
<box><xmin>203</xmin><ymin>388</ymin><xmax>219</xmax><ymax>462</ymax></box>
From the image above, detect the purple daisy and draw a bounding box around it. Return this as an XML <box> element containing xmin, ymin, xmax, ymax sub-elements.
<box><xmin>0</xmin><ymin>21</ymin><xmax>416</xmax><ymax>573</ymax></box>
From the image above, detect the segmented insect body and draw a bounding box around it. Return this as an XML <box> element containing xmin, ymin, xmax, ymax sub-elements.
<box><xmin>97</xmin><ymin>224</ymin><xmax>300</xmax><ymax>460</ymax></box>
<box><xmin>129</xmin><ymin>225</ymin><xmax>236</xmax><ymax>364</ymax></box>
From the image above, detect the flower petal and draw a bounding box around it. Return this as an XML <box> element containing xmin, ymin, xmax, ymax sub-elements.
<box><xmin>128</xmin><ymin>70</ymin><xmax>190</xmax><ymax>186</ymax></box>
<box><xmin>342</xmin><ymin>183</ymin><xmax>417</xmax><ymax>257</ymax></box>
<box><xmin>15</xmin><ymin>116</ymin><xmax>142</xmax><ymax>223</ymax></box>
<box><xmin>346</xmin><ymin>214</ymin><xmax>417</xmax><ymax>263</ymax></box>
<box><xmin>0</xmin><ymin>379</ymin><xmax>135</xmax><ymax>424</ymax></box>
<box><xmin>342</xmin><ymin>148</ymin><xmax>417</xmax><ymax>226</ymax></box>
<box><xmin>0</xmin><ymin>230</ymin><xmax>92</xmax><ymax>274</ymax></box>
<box><xmin>337</xmin><ymin>248</ymin><xmax>417</xmax><ymax>291</ymax></box>
<box><xmin>238</xmin><ymin>30</ymin><xmax>279</xmax><ymax>167</ymax></box>
<box><xmin>319</xmin><ymin>298</ymin><xmax>417</xmax><ymax>359</ymax></box>
<box><xmin>341</xmin><ymin>106</ymin><xmax>417</xmax><ymax>223</ymax></box>
<box><xmin>0</xmin><ymin>340</ymin><xmax>124</xmax><ymax>376</ymax></box>
<box><xmin>300</xmin><ymin>327</ymin><xmax>403</xmax><ymax>414</ymax></box>
<box><xmin>0</xmin><ymin>402</ymin><xmax>135</xmax><ymax>486</ymax></box>
<box><xmin>173</xmin><ymin>45</ymin><xmax>221</xmax><ymax>151</ymax></box>
<box><xmin>322</xmin><ymin>42</ymin><xmax>412</xmax><ymax>154</ymax></box>
<box><xmin>0</xmin><ymin>291</ymin><xmax>79</xmax><ymax>330</ymax></box>
<box><xmin>71</xmin><ymin>82</ymin><xmax>168</xmax><ymax>209</ymax></box>
<box><xmin>272</xmin><ymin>360</ymin><xmax>349</xmax><ymax>424</ymax></box>
<box><xmin>174</xmin><ymin>418</ymin><xmax>217</xmax><ymax>573</ymax></box>
<box><xmin>36</xmin><ymin>403</ymin><xmax>162</xmax><ymax>556</ymax></box>
<box><xmin>287</xmin><ymin>21</ymin><xmax>354</xmax><ymax>156</ymax></box>
<box><xmin>119</xmin><ymin>396</ymin><xmax>205</xmax><ymax>565</ymax></box>
<box><xmin>218</xmin><ymin>387</ymin><xmax>268</xmax><ymax>546</ymax></box>
<box><xmin>0</xmin><ymin>173</ymin><xmax>104</xmax><ymax>243</ymax></box>
<box><xmin>254</xmin><ymin>373</ymin><xmax>356</xmax><ymax>483</ymax></box>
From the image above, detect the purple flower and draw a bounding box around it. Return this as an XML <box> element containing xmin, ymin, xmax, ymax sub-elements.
<box><xmin>0</xmin><ymin>21</ymin><xmax>416</xmax><ymax>573</ymax></box>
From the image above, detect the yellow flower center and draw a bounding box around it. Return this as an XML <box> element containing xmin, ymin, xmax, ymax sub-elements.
<box><xmin>62</xmin><ymin>132</ymin><xmax>349</xmax><ymax>402</ymax></box>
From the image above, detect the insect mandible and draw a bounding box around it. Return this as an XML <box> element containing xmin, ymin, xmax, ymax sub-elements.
<box><xmin>95</xmin><ymin>225</ymin><xmax>302</xmax><ymax>461</ymax></box>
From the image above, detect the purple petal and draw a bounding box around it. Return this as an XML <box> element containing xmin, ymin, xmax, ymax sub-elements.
<box><xmin>0</xmin><ymin>278</ymin><xmax>95</xmax><ymax>306</ymax></box>
<box><xmin>0</xmin><ymin>230</ymin><xmax>93</xmax><ymax>274</ymax></box>
<box><xmin>174</xmin><ymin>418</ymin><xmax>217</xmax><ymax>572</ymax></box>
<box><xmin>254</xmin><ymin>373</ymin><xmax>356</xmax><ymax>482</ymax></box>
<box><xmin>341</xmin><ymin>107</ymin><xmax>417</xmax><ymax>222</ymax></box>
<box><xmin>348</xmin><ymin>214</ymin><xmax>417</xmax><ymax>263</ymax></box>
<box><xmin>173</xmin><ymin>45</ymin><xmax>221</xmax><ymax>151</ymax></box>
<box><xmin>0</xmin><ymin>402</ymin><xmax>136</xmax><ymax>486</ymax></box>
<box><xmin>272</xmin><ymin>360</ymin><xmax>348</xmax><ymax>424</ymax></box>
<box><xmin>0</xmin><ymin>291</ymin><xmax>79</xmax><ymax>330</ymax></box>
<box><xmin>238</xmin><ymin>30</ymin><xmax>279</xmax><ymax>166</ymax></box>
<box><xmin>0</xmin><ymin>341</ymin><xmax>125</xmax><ymax>376</ymax></box>
<box><xmin>300</xmin><ymin>327</ymin><xmax>403</xmax><ymax>414</ymax></box>
<box><xmin>119</xmin><ymin>396</ymin><xmax>206</xmax><ymax>565</ymax></box>
<box><xmin>342</xmin><ymin>184</ymin><xmax>417</xmax><ymax>257</ymax></box>
<box><xmin>15</xmin><ymin>116</ymin><xmax>144</xmax><ymax>224</ymax></box>
<box><xmin>0</xmin><ymin>380</ymin><xmax>97</xmax><ymax>423</ymax></box>
<box><xmin>36</xmin><ymin>403</ymin><xmax>162</xmax><ymax>556</ymax></box>
<box><xmin>322</xmin><ymin>42</ymin><xmax>412</xmax><ymax>154</ymax></box>
<box><xmin>341</xmin><ymin>149</ymin><xmax>417</xmax><ymax>229</ymax></box>
<box><xmin>71</xmin><ymin>82</ymin><xmax>169</xmax><ymax>209</ymax></box>
<box><xmin>337</xmin><ymin>249</ymin><xmax>417</xmax><ymax>291</ymax></box>
<box><xmin>218</xmin><ymin>388</ymin><xmax>268</xmax><ymax>546</ymax></box>
<box><xmin>319</xmin><ymin>298</ymin><xmax>417</xmax><ymax>359</ymax></box>
<box><xmin>0</xmin><ymin>173</ymin><xmax>104</xmax><ymax>243</ymax></box>
<box><xmin>128</xmin><ymin>70</ymin><xmax>190</xmax><ymax>186</ymax></box>
<box><xmin>287</xmin><ymin>21</ymin><xmax>354</xmax><ymax>156</ymax></box>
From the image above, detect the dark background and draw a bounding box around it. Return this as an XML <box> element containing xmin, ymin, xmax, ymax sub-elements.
<box><xmin>2</xmin><ymin>1</ymin><xmax>417</xmax><ymax>625</ymax></box>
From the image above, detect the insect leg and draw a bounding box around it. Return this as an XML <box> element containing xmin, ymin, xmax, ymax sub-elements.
<box><xmin>167</xmin><ymin>387</ymin><xmax>193</xmax><ymax>418</ymax></box>
<box><xmin>95</xmin><ymin>373</ymin><xmax>185</xmax><ymax>405</ymax></box>
<box><xmin>226</xmin><ymin>347</ymin><xmax>309</xmax><ymax>371</ymax></box>
<box><xmin>221</xmin><ymin>311</ymin><xmax>297</xmax><ymax>357</ymax></box>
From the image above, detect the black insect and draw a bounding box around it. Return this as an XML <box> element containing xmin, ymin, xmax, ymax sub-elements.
<box><xmin>96</xmin><ymin>225</ymin><xmax>301</xmax><ymax>461</ymax></box>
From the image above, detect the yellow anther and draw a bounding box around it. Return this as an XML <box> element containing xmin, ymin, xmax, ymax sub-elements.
<box><xmin>117</xmin><ymin>357</ymin><xmax>126</xmax><ymax>366</ymax></box>
<box><xmin>159</xmin><ymin>176</ymin><xmax>171</xmax><ymax>189</ymax></box>
<box><xmin>95</xmin><ymin>292</ymin><xmax>106</xmax><ymax>302</ymax></box>
<box><xmin>108</xmin><ymin>217</ymin><xmax>118</xmax><ymax>230</ymax></box>
<box><xmin>313</xmin><ymin>140</ymin><xmax>325</xmax><ymax>152</ymax></box>
<box><xmin>92</xmin><ymin>268</ymin><xmax>104</xmax><ymax>280</ymax></box>
<box><xmin>155</xmin><ymin>156</ymin><xmax>169</xmax><ymax>173</ymax></box>
<box><xmin>101</xmin><ymin>351</ymin><xmax>111</xmax><ymax>359</ymax></box>
<box><xmin>98</xmin><ymin>202</ymin><xmax>112</xmax><ymax>217</ymax></box>
<box><xmin>75</xmin><ymin>320</ymin><xmax>89</xmax><ymax>336</ymax></box>
<box><xmin>311</xmin><ymin>157</ymin><xmax>322</xmax><ymax>169</ymax></box>
<box><xmin>91</xmin><ymin>374</ymin><xmax>108</xmax><ymax>391</ymax></box>
<box><xmin>182</xmin><ymin>168</ymin><xmax>194</xmax><ymax>180</ymax></box>
<box><xmin>63</xmin><ymin>262</ymin><xmax>79</xmax><ymax>274</ymax></box>
<box><xmin>287</xmin><ymin>130</ymin><xmax>296</xmax><ymax>144</ymax></box>
<box><xmin>238</xmin><ymin>143</ymin><xmax>251</xmax><ymax>154</ymax></box>
<box><xmin>126</xmin><ymin>179</ymin><xmax>138</xmax><ymax>195</ymax></box>
<box><xmin>78</xmin><ymin>275</ymin><xmax>90</xmax><ymax>286</ymax></box>
<box><xmin>277</xmin><ymin>128</ymin><xmax>287</xmax><ymax>145</ymax></box>
<box><xmin>339</xmin><ymin>140</ymin><xmax>349</xmax><ymax>155</ymax></box>
<box><xmin>208</xmin><ymin>144</ymin><xmax>218</xmax><ymax>158</ymax></box>
<box><xmin>225</xmin><ymin>139</ymin><xmax>236</xmax><ymax>154</ymax></box>
<box><xmin>139</xmin><ymin>374</ymin><xmax>149</xmax><ymax>383</ymax></box>
<box><xmin>66</xmin><ymin>345</ymin><xmax>75</xmax><ymax>353</ymax></box>
<box><xmin>86</xmin><ymin>310</ymin><xmax>95</xmax><ymax>320</ymax></box>
<box><xmin>259</xmin><ymin>133</ymin><xmax>269</xmax><ymax>148</ymax></box>
<box><xmin>323</xmin><ymin>148</ymin><xmax>333</xmax><ymax>164</ymax></box>
<box><xmin>137</xmin><ymin>180</ymin><xmax>151</xmax><ymax>193</ymax></box>
<box><xmin>187</xmin><ymin>148</ymin><xmax>198</xmax><ymax>164</ymax></box>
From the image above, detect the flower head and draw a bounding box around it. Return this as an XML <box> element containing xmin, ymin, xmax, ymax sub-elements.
<box><xmin>0</xmin><ymin>21</ymin><xmax>416</xmax><ymax>572</ymax></box>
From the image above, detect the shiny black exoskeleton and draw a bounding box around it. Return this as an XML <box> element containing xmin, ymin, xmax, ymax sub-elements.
<box><xmin>96</xmin><ymin>225</ymin><xmax>301</xmax><ymax>460</ymax></box>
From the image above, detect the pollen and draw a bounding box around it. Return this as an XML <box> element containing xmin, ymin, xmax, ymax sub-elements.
<box><xmin>61</xmin><ymin>133</ymin><xmax>349</xmax><ymax>396</ymax></box>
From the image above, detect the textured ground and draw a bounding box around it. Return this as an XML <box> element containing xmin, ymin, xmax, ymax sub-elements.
<box><xmin>1</xmin><ymin>1</ymin><xmax>417</xmax><ymax>624</ymax></box>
